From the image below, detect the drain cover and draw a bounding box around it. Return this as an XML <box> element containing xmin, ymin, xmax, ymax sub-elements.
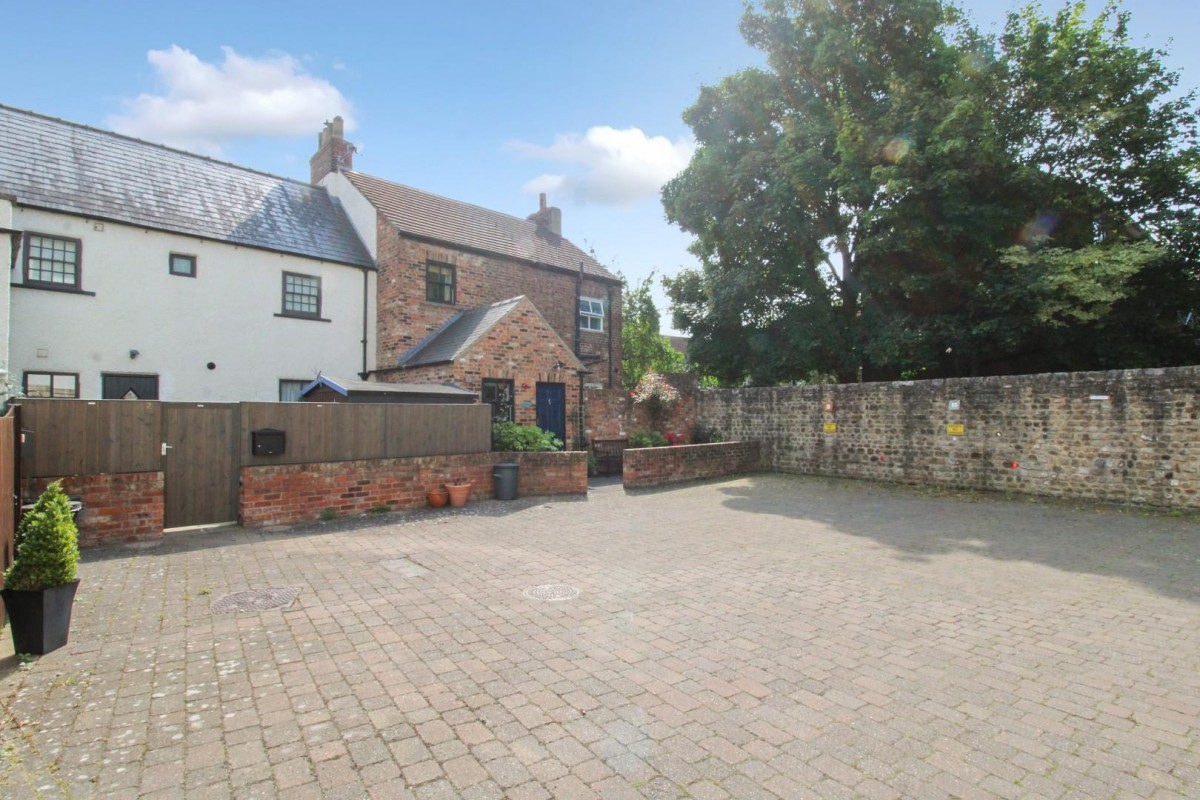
<box><xmin>210</xmin><ymin>588</ymin><xmax>300</xmax><ymax>614</ymax></box>
<box><xmin>380</xmin><ymin>558</ymin><xmax>430</xmax><ymax>577</ymax></box>
<box><xmin>523</xmin><ymin>584</ymin><xmax>579</xmax><ymax>601</ymax></box>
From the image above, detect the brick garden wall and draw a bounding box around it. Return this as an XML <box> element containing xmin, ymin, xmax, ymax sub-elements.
<box><xmin>697</xmin><ymin>366</ymin><xmax>1200</xmax><ymax>508</ymax></box>
<box><xmin>241</xmin><ymin>450</ymin><xmax>586</xmax><ymax>528</ymax></box>
<box><xmin>623</xmin><ymin>442</ymin><xmax>762</xmax><ymax>490</ymax></box>
<box><xmin>585</xmin><ymin>372</ymin><xmax>700</xmax><ymax>443</ymax></box>
<box><xmin>22</xmin><ymin>472</ymin><xmax>165</xmax><ymax>548</ymax></box>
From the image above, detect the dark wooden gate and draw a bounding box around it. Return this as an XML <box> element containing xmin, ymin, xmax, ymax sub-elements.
<box><xmin>0</xmin><ymin>407</ymin><xmax>17</xmax><ymax>623</ymax></box>
<box><xmin>163</xmin><ymin>403</ymin><xmax>239</xmax><ymax>529</ymax></box>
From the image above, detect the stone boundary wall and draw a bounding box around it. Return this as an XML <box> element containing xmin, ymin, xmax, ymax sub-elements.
<box><xmin>623</xmin><ymin>442</ymin><xmax>762</xmax><ymax>490</ymax></box>
<box><xmin>241</xmin><ymin>451</ymin><xmax>587</xmax><ymax>528</ymax></box>
<box><xmin>696</xmin><ymin>366</ymin><xmax>1200</xmax><ymax>508</ymax></box>
<box><xmin>22</xmin><ymin>472</ymin><xmax>165</xmax><ymax>548</ymax></box>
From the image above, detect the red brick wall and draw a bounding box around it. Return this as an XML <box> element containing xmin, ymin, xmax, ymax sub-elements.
<box><xmin>381</xmin><ymin>298</ymin><xmax>585</xmax><ymax>448</ymax></box>
<box><xmin>585</xmin><ymin>372</ymin><xmax>699</xmax><ymax>443</ymax></box>
<box><xmin>241</xmin><ymin>450</ymin><xmax>586</xmax><ymax>528</ymax></box>
<box><xmin>22</xmin><ymin>472</ymin><xmax>164</xmax><ymax>548</ymax></box>
<box><xmin>623</xmin><ymin>442</ymin><xmax>761</xmax><ymax>490</ymax></box>
<box><xmin>374</xmin><ymin>219</ymin><xmax>622</xmax><ymax>387</ymax></box>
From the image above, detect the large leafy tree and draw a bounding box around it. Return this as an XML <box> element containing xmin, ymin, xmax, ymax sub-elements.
<box><xmin>663</xmin><ymin>0</ymin><xmax>1199</xmax><ymax>384</ymax></box>
<box><xmin>621</xmin><ymin>272</ymin><xmax>686</xmax><ymax>390</ymax></box>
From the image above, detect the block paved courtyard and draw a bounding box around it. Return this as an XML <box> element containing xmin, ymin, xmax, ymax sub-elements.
<box><xmin>1</xmin><ymin>473</ymin><xmax>1198</xmax><ymax>799</ymax></box>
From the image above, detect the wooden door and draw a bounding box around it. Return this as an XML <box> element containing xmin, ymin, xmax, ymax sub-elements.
<box><xmin>163</xmin><ymin>403</ymin><xmax>238</xmax><ymax>529</ymax></box>
<box><xmin>535</xmin><ymin>383</ymin><xmax>566</xmax><ymax>445</ymax></box>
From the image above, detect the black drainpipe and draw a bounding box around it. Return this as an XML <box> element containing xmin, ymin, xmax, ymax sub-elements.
<box><xmin>575</xmin><ymin>261</ymin><xmax>583</xmax><ymax>358</ymax></box>
<box><xmin>358</xmin><ymin>267</ymin><xmax>370</xmax><ymax>379</ymax></box>
<box><xmin>605</xmin><ymin>283</ymin><xmax>614</xmax><ymax>388</ymax></box>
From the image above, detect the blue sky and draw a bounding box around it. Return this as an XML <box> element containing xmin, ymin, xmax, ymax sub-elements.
<box><xmin>3</xmin><ymin>1</ymin><xmax>1197</xmax><ymax>334</ymax></box>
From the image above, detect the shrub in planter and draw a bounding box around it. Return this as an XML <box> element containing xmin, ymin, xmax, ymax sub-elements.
<box><xmin>2</xmin><ymin>480</ymin><xmax>81</xmax><ymax>654</ymax></box>
<box><xmin>629</xmin><ymin>431</ymin><xmax>669</xmax><ymax>448</ymax></box>
<box><xmin>493</xmin><ymin>422</ymin><xmax>563</xmax><ymax>452</ymax></box>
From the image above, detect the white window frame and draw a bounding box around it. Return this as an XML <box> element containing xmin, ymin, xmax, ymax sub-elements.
<box><xmin>579</xmin><ymin>297</ymin><xmax>604</xmax><ymax>332</ymax></box>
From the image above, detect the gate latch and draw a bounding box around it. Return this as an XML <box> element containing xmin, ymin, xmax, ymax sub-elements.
<box><xmin>161</xmin><ymin>442</ymin><xmax>173</xmax><ymax>456</ymax></box>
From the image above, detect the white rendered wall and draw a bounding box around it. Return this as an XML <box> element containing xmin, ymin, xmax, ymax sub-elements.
<box><xmin>321</xmin><ymin>172</ymin><xmax>378</xmax><ymax>260</ymax></box>
<box><xmin>9</xmin><ymin>207</ymin><xmax>377</xmax><ymax>401</ymax></box>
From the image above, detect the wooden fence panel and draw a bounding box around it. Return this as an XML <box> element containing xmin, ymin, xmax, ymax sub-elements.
<box><xmin>19</xmin><ymin>400</ymin><xmax>161</xmax><ymax>477</ymax></box>
<box><xmin>240</xmin><ymin>402</ymin><xmax>491</xmax><ymax>467</ymax></box>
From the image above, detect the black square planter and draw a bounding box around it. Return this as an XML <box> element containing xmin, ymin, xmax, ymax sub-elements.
<box><xmin>1</xmin><ymin>580</ymin><xmax>80</xmax><ymax>655</ymax></box>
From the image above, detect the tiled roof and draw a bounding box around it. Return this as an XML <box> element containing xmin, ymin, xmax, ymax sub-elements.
<box><xmin>342</xmin><ymin>171</ymin><xmax>618</xmax><ymax>281</ymax></box>
<box><xmin>0</xmin><ymin>105</ymin><xmax>373</xmax><ymax>268</ymax></box>
<box><xmin>398</xmin><ymin>297</ymin><xmax>526</xmax><ymax>368</ymax></box>
<box><xmin>301</xmin><ymin>375</ymin><xmax>475</xmax><ymax>398</ymax></box>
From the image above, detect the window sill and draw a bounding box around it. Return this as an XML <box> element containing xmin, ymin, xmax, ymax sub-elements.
<box><xmin>275</xmin><ymin>312</ymin><xmax>331</xmax><ymax>323</ymax></box>
<box><xmin>12</xmin><ymin>282</ymin><xmax>96</xmax><ymax>297</ymax></box>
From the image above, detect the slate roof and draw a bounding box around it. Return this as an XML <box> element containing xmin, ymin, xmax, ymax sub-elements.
<box><xmin>342</xmin><ymin>171</ymin><xmax>618</xmax><ymax>282</ymax></box>
<box><xmin>398</xmin><ymin>297</ymin><xmax>526</xmax><ymax>368</ymax></box>
<box><xmin>301</xmin><ymin>375</ymin><xmax>475</xmax><ymax>398</ymax></box>
<box><xmin>0</xmin><ymin>105</ymin><xmax>373</xmax><ymax>268</ymax></box>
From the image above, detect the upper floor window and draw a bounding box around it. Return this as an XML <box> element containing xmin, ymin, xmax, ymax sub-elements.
<box><xmin>170</xmin><ymin>253</ymin><xmax>197</xmax><ymax>277</ymax></box>
<box><xmin>426</xmin><ymin>262</ymin><xmax>456</xmax><ymax>304</ymax></box>
<box><xmin>25</xmin><ymin>233</ymin><xmax>81</xmax><ymax>289</ymax></box>
<box><xmin>24</xmin><ymin>371</ymin><xmax>79</xmax><ymax>398</ymax></box>
<box><xmin>282</xmin><ymin>272</ymin><xmax>321</xmax><ymax>318</ymax></box>
<box><xmin>579</xmin><ymin>297</ymin><xmax>604</xmax><ymax>331</ymax></box>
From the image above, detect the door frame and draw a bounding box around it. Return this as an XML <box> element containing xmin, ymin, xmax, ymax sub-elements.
<box><xmin>535</xmin><ymin>382</ymin><xmax>567</xmax><ymax>446</ymax></box>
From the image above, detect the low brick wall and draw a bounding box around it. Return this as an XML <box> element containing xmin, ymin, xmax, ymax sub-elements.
<box><xmin>241</xmin><ymin>451</ymin><xmax>587</xmax><ymax>528</ymax></box>
<box><xmin>22</xmin><ymin>472</ymin><xmax>165</xmax><ymax>548</ymax></box>
<box><xmin>623</xmin><ymin>442</ymin><xmax>762</xmax><ymax>490</ymax></box>
<box><xmin>698</xmin><ymin>366</ymin><xmax>1200</xmax><ymax>508</ymax></box>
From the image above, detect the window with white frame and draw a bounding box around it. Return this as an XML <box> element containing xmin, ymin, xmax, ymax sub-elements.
<box><xmin>579</xmin><ymin>297</ymin><xmax>604</xmax><ymax>331</ymax></box>
<box><xmin>282</xmin><ymin>272</ymin><xmax>321</xmax><ymax>318</ymax></box>
<box><xmin>24</xmin><ymin>233</ymin><xmax>81</xmax><ymax>289</ymax></box>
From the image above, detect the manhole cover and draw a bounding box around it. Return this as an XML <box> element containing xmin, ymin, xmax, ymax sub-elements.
<box><xmin>210</xmin><ymin>588</ymin><xmax>300</xmax><ymax>614</ymax></box>
<box><xmin>523</xmin><ymin>584</ymin><xmax>579</xmax><ymax>601</ymax></box>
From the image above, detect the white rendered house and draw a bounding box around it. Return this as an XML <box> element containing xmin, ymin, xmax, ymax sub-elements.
<box><xmin>0</xmin><ymin>105</ymin><xmax>376</xmax><ymax>402</ymax></box>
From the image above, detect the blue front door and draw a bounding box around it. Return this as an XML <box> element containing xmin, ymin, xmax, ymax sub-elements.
<box><xmin>535</xmin><ymin>382</ymin><xmax>566</xmax><ymax>446</ymax></box>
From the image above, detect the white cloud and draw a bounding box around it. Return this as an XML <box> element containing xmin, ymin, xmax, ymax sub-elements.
<box><xmin>108</xmin><ymin>45</ymin><xmax>354</xmax><ymax>154</ymax></box>
<box><xmin>509</xmin><ymin>126</ymin><xmax>694</xmax><ymax>206</ymax></box>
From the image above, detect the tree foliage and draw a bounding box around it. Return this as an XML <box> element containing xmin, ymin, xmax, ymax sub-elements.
<box><xmin>663</xmin><ymin>0</ymin><xmax>1200</xmax><ymax>384</ymax></box>
<box><xmin>621</xmin><ymin>272</ymin><xmax>686</xmax><ymax>390</ymax></box>
<box><xmin>4</xmin><ymin>480</ymin><xmax>79</xmax><ymax>591</ymax></box>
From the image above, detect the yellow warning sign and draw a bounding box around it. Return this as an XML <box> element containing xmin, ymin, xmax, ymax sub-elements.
<box><xmin>946</xmin><ymin>423</ymin><xmax>965</xmax><ymax>436</ymax></box>
<box><xmin>823</xmin><ymin>422</ymin><xmax>838</xmax><ymax>433</ymax></box>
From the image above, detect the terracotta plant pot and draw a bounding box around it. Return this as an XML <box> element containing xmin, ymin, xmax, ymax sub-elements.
<box><xmin>446</xmin><ymin>483</ymin><xmax>471</xmax><ymax>507</ymax></box>
<box><xmin>427</xmin><ymin>488</ymin><xmax>449</xmax><ymax>508</ymax></box>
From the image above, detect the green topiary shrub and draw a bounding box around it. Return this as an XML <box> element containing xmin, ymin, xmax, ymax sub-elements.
<box><xmin>492</xmin><ymin>422</ymin><xmax>563</xmax><ymax>452</ymax></box>
<box><xmin>4</xmin><ymin>480</ymin><xmax>80</xmax><ymax>591</ymax></box>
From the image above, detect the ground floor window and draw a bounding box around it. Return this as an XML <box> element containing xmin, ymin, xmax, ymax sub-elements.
<box><xmin>102</xmin><ymin>373</ymin><xmax>159</xmax><ymax>400</ymax></box>
<box><xmin>481</xmin><ymin>378</ymin><xmax>514</xmax><ymax>422</ymax></box>
<box><xmin>24</xmin><ymin>371</ymin><xmax>79</xmax><ymax>398</ymax></box>
<box><xmin>279</xmin><ymin>379</ymin><xmax>308</xmax><ymax>402</ymax></box>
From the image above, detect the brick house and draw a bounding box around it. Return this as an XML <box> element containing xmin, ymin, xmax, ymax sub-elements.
<box><xmin>314</xmin><ymin>118</ymin><xmax>623</xmax><ymax>448</ymax></box>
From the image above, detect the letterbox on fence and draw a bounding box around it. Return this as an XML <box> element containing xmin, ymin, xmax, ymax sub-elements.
<box><xmin>251</xmin><ymin>428</ymin><xmax>286</xmax><ymax>456</ymax></box>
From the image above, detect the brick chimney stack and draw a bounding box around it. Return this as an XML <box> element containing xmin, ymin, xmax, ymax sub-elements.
<box><xmin>309</xmin><ymin>116</ymin><xmax>356</xmax><ymax>184</ymax></box>
<box><xmin>527</xmin><ymin>192</ymin><xmax>562</xmax><ymax>236</ymax></box>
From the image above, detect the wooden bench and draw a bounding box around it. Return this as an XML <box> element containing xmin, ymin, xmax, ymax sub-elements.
<box><xmin>591</xmin><ymin>438</ymin><xmax>628</xmax><ymax>476</ymax></box>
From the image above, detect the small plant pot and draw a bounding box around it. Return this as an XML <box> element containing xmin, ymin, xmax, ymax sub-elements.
<box><xmin>2</xmin><ymin>580</ymin><xmax>81</xmax><ymax>655</ymax></box>
<box><xmin>426</xmin><ymin>488</ymin><xmax>449</xmax><ymax>508</ymax></box>
<box><xmin>446</xmin><ymin>483</ymin><xmax>471</xmax><ymax>507</ymax></box>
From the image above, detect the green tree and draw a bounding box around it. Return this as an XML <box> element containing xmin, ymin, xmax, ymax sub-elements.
<box><xmin>621</xmin><ymin>272</ymin><xmax>685</xmax><ymax>390</ymax></box>
<box><xmin>663</xmin><ymin>0</ymin><xmax>1199</xmax><ymax>383</ymax></box>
